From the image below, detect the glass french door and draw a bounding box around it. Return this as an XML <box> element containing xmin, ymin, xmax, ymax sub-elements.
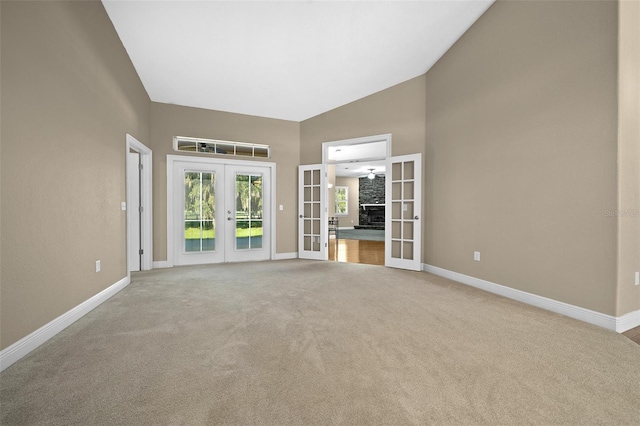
<box><xmin>224</xmin><ymin>165</ymin><xmax>271</xmax><ymax>262</ymax></box>
<box><xmin>172</xmin><ymin>160</ymin><xmax>270</xmax><ymax>265</ymax></box>
<box><xmin>174</xmin><ymin>162</ymin><xmax>225</xmax><ymax>265</ymax></box>
<box><xmin>298</xmin><ymin>164</ymin><xmax>327</xmax><ymax>260</ymax></box>
<box><xmin>385</xmin><ymin>153</ymin><xmax>422</xmax><ymax>271</ymax></box>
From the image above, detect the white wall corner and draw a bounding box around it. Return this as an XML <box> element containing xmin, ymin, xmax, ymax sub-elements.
<box><xmin>422</xmin><ymin>264</ymin><xmax>628</xmax><ymax>333</ymax></box>
<box><xmin>0</xmin><ymin>276</ymin><xmax>130</xmax><ymax>372</ymax></box>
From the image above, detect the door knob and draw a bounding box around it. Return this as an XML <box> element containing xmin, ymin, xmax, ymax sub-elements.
<box><xmin>299</xmin><ymin>214</ymin><xmax>303</xmax><ymax>219</ymax></box>
<box><xmin>227</xmin><ymin>217</ymin><xmax>233</xmax><ymax>221</ymax></box>
<box><xmin>414</xmin><ymin>216</ymin><xmax>419</xmax><ymax>220</ymax></box>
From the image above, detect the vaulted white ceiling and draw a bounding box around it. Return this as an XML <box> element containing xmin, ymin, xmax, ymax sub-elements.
<box><xmin>102</xmin><ymin>0</ymin><xmax>493</xmax><ymax>122</ymax></box>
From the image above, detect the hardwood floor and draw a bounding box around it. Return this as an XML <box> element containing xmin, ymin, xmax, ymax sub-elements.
<box><xmin>328</xmin><ymin>238</ymin><xmax>385</xmax><ymax>266</ymax></box>
<box><xmin>623</xmin><ymin>326</ymin><xmax>640</xmax><ymax>345</ymax></box>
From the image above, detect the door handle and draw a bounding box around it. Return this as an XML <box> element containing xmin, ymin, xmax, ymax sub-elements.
<box><xmin>414</xmin><ymin>216</ymin><xmax>419</xmax><ymax>220</ymax></box>
<box><xmin>299</xmin><ymin>214</ymin><xmax>304</xmax><ymax>219</ymax></box>
<box><xmin>227</xmin><ymin>217</ymin><xmax>233</xmax><ymax>221</ymax></box>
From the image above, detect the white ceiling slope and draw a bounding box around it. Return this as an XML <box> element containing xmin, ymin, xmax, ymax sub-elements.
<box><xmin>102</xmin><ymin>0</ymin><xmax>494</xmax><ymax>122</ymax></box>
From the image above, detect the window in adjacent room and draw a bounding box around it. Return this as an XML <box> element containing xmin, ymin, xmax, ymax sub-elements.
<box><xmin>335</xmin><ymin>186</ymin><xmax>348</xmax><ymax>215</ymax></box>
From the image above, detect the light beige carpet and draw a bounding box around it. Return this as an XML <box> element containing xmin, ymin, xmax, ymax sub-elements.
<box><xmin>1</xmin><ymin>260</ymin><xmax>639</xmax><ymax>425</ymax></box>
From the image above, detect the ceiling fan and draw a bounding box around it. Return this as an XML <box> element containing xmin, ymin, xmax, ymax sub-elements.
<box><xmin>359</xmin><ymin>168</ymin><xmax>380</xmax><ymax>179</ymax></box>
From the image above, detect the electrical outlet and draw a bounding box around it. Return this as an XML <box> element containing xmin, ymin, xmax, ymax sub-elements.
<box><xmin>635</xmin><ymin>271</ymin><xmax>639</xmax><ymax>286</ymax></box>
<box><xmin>96</xmin><ymin>260</ymin><xmax>101</xmax><ymax>273</ymax></box>
<box><xmin>474</xmin><ymin>251</ymin><xmax>480</xmax><ymax>261</ymax></box>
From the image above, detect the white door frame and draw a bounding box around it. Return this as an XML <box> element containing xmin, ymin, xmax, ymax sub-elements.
<box><xmin>166</xmin><ymin>155</ymin><xmax>277</xmax><ymax>267</ymax></box>
<box><xmin>127</xmin><ymin>151</ymin><xmax>141</xmax><ymax>271</ymax></box>
<box><xmin>126</xmin><ymin>134</ymin><xmax>153</xmax><ymax>273</ymax></box>
<box><xmin>322</xmin><ymin>133</ymin><xmax>392</xmax><ymax>164</ymax></box>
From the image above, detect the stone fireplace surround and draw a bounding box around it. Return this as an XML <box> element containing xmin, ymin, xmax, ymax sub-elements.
<box><xmin>357</xmin><ymin>175</ymin><xmax>385</xmax><ymax>229</ymax></box>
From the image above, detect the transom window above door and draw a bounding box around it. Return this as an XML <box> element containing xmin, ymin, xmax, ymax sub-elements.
<box><xmin>174</xmin><ymin>136</ymin><xmax>270</xmax><ymax>159</ymax></box>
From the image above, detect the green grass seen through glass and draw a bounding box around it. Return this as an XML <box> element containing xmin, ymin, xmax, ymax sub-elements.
<box><xmin>184</xmin><ymin>227</ymin><xmax>263</xmax><ymax>239</ymax></box>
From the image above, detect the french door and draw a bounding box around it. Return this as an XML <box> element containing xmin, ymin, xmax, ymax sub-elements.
<box><xmin>297</xmin><ymin>155</ymin><xmax>421</xmax><ymax>270</ymax></box>
<box><xmin>385</xmin><ymin>153</ymin><xmax>422</xmax><ymax>271</ymax></box>
<box><xmin>224</xmin><ymin>165</ymin><xmax>271</xmax><ymax>263</ymax></box>
<box><xmin>298</xmin><ymin>164</ymin><xmax>327</xmax><ymax>260</ymax></box>
<box><xmin>171</xmin><ymin>159</ymin><xmax>271</xmax><ymax>266</ymax></box>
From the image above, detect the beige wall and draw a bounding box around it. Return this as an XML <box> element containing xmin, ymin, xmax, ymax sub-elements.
<box><xmin>617</xmin><ymin>0</ymin><xmax>640</xmax><ymax>316</ymax></box>
<box><xmin>0</xmin><ymin>0</ymin><xmax>634</xmax><ymax>355</ymax></box>
<box><xmin>424</xmin><ymin>0</ymin><xmax>619</xmax><ymax>314</ymax></box>
<box><xmin>149</xmin><ymin>103</ymin><xmax>300</xmax><ymax>261</ymax></box>
<box><xmin>335</xmin><ymin>177</ymin><xmax>360</xmax><ymax>227</ymax></box>
<box><xmin>300</xmin><ymin>75</ymin><xmax>427</xmax><ymax>254</ymax></box>
<box><xmin>300</xmin><ymin>75</ymin><xmax>426</xmax><ymax>165</ymax></box>
<box><xmin>1</xmin><ymin>0</ymin><xmax>150</xmax><ymax>349</ymax></box>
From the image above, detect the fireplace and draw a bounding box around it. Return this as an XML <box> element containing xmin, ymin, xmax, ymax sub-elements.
<box><xmin>366</xmin><ymin>206</ymin><xmax>385</xmax><ymax>226</ymax></box>
<box><xmin>358</xmin><ymin>175</ymin><xmax>385</xmax><ymax>229</ymax></box>
<box><xmin>356</xmin><ymin>204</ymin><xmax>385</xmax><ymax>229</ymax></box>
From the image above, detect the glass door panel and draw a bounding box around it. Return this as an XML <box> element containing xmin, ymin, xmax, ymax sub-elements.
<box><xmin>173</xmin><ymin>161</ymin><xmax>224</xmax><ymax>266</ymax></box>
<box><xmin>298</xmin><ymin>164</ymin><xmax>327</xmax><ymax>260</ymax></box>
<box><xmin>233</xmin><ymin>173</ymin><xmax>263</xmax><ymax>250</ymax></box>
<box><xmin>385</xmin><ymin>154</ymin><xmax>421</xmax><ymax>270</ymax></box>
<box><xmin>225</xmin><ymin>165</ymin><xmax>271</xmax><ymax>262</ymax></box>
<box><xmin>184</xmin><ymin>171</ymin><xmax>216</xmax><ymax>252</ymax></box>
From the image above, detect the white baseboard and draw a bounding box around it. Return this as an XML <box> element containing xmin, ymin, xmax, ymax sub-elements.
<box><xmin>0</xmin><ymin>276</ymin><xmax>130</xmax><ymax>372</ymax></box>
<box><xmin>274</xmin><ymin>252</ymin><xmax>298</xmax><ymax>260</ymax></box>
<box><xmin>616</xmin><ymin>309</ymin><xmax>640</xmax><ymax>333</ymax></box>
<box><xmin>422</xmin><ymin>264</ymin><xmax>639</xmax><ymax>333</ymax></box>
<box><xmin>156</xmin><ymin>255</ymin><xmax>299</xmax><ymax>265</ymax></box>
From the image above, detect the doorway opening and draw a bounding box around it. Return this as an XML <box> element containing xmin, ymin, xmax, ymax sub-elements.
<box><xmin>126</xmin><ymin>134</ymin><xmax>153</xmax><ymax>273</ymax></box>
<box><xmin>323</xmin><ymin>134</ymin><xmax>390</xmax><ymax>266</ymax></box>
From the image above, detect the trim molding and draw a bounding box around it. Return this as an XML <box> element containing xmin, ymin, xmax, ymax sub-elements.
<box><xmin>423</xmin><ymin>264</ymin><xmax>638</xmax><ymax>333</ymax></box>
<box><xmin>152</xmin><ymin>260</ymin><xmax>172</xmax><ymax>269</ymax></box>
<box><xmin>0</xmin><ymin>276</ymin><xmax>130</xmax><ymax>372</ymax></box>
<box><xmin>616</xmin><ymin>309</ymin><xmax>640</xmax><ymax>333</ymax></box>
<box><xmin>274</xmin><ymin>252</ymin><xmax>298</xmax><ymax>260</ymax></box>
<box><xmin>126</xmin><ymin>134</ymin><xmax>153</xmax><ymax>272</ymax></box>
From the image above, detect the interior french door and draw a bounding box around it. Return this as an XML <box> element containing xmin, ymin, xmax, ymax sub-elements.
<box><xmin>385</xmin><ymin>153</ymin><xmax>422</xmax><ymax>271</ymax></box>
<box><xmin>298</xmin><ymin>164</ymin><xmax>327</xmax><ymax>260</ymax></box>
<box><xmin>172</xmin><ymin>160</ymin><xmax>271</xmax><ymax>265</ymax></box>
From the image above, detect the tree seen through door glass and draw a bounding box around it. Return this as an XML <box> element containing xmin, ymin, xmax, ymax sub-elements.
<box><xmin>235</xmin><ymin>174</ymin><xmax>263</xmax><ymax>249</ymax></box>
<box><xmin>184</xmin><ymin>171</ymin><xmax>215</xmax><ymax>252</ymax></box>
